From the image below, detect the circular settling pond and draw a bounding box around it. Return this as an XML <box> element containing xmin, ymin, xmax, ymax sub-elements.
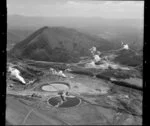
<box><xmin>48</xmin><ymin>96</ymin><xmax>81</xmax><ymax>108</ymax></box>
<box><xmin>42</xmin><ymin>82</ymin><xmax>70</xmax><ymax>92</ymax></box>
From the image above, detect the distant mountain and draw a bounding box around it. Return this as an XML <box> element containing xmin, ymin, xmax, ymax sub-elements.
<box><xmin>8</xmin><ymin>15</ymin><xmax>143</xmax><ymax>50</ymax></box>
<box><xmin>7</xmin><ymin>29</ymin><xmax>33</xmax><ymax>50</ymax></box>
<box><xmin>8</xmin><ymin>26</ymin><xmax>116</xmax><ymax>63</ymax></box>
<box><xmin>7</xmin><ymin>31</ymin><xmax>20</xmax><ymax>48</ymax></box>
<box><xmin>103</xmin><ymin>48</ymin><xmax>143</xmax><ymax>67</ymax></box>
<box><xmin>8</xmin><ymin>15</ymin><xmax>143</xmax><ymax>30</ymax></box>
<box><xmin>113</xmin><ymin>49</ymin><xmax>142</xmax><ymax>66</ymax></box>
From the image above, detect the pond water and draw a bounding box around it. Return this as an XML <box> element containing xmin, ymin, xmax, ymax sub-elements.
<box><xmin>42</xmin><ymin>82</ymin><xmax>69</xmax><ymax>91</ymax></box>
<box><xmin>48</xmin><ymin>96</ymin><xmax>81</xmax><ymax>108</ymax></box>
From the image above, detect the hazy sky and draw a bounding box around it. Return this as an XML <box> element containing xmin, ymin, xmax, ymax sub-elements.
<box><xmin>7</xmin><ymin>0</ymin><xmax>144</xmax><ymax>19</ymax></box>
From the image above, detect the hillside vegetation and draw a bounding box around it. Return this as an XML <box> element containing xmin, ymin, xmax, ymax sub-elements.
<box><xmin>9</xmin><ymin>26</ymin><xmax>116</xmax><ymax>63</ymax></box>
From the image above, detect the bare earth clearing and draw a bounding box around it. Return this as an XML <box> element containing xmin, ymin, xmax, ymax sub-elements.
<box><xmin>6</xmin><ymin>59</ymin><xmax>142</xmax><ymax>125</ymax></box>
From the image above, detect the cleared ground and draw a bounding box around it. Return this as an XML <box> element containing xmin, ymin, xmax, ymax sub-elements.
<box><xmin>6</xmin><ymin>60</ymin><xmax>142</xmax><ymax>125</ymax></box>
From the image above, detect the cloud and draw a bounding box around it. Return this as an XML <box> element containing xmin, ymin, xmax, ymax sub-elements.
<box><xmin>7</xmin><ymin>0</ymin><xmax>144</xmax><ymax>19</ymax></box>
<box><xmin>67</xmin><ymin>1</ymin><xmax>80</xmax><ymax>5</ymax></box>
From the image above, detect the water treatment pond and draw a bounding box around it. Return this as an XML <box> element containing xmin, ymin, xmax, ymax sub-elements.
<box><xmin>42</xmin><ymin>82</ymin><xmax>70</xmax><ymax>92</ymax></box>
<box><xmin>48</xmin><ymin>96</ymin><xmax>81</xmax><ymax>108</ymax></box>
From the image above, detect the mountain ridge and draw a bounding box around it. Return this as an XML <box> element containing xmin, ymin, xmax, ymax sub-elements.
<box><xmin>9</xmin><ymin>26</ymin><xmax>116</xmax><ymax>63</ymax></box>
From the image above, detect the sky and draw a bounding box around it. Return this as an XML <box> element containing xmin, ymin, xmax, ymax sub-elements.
<box><xmin>7</xmin><ymin>0</ymin><xmax>144</xmax><ymax>19</ymax></box>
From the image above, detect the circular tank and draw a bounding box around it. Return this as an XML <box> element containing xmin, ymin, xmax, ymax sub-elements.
<box><xmin>48</xmin><ymin>96</ymin><xmax>81</xmax><ymax>108</ymax></box>
<box><xmin>41</xmin><ymin>82</ymin><xmax>70</xmax><ymax>92</ymax></box>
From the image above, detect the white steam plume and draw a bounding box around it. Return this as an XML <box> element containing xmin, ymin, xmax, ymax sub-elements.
<box><xmin>8</xmin><ymin>66</ymin><xmax>26</xmax><ymax>84</ymax></box>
